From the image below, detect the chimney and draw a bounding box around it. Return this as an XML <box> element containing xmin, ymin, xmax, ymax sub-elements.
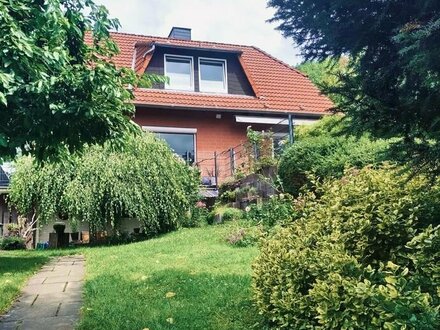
<box><xmin>168</xmin><ymin>27</ymin><xmax>191</xmax><ymax>40</ymax></box>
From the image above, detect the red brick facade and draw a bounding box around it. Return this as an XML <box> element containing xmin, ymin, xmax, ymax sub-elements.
<box><xmin>135</xmin><ymin>107</ymin><xmax>249</xmax><ymax>157</ymax></box>
<box><xmin>134</xmin><ymin>107</ymin><xmax>254</xmax><ymax>180</ymax></box>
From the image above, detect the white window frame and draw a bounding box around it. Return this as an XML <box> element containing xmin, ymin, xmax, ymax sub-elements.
<box><xmin>142</xmin><ymin>126</ymin><xmax>197</xmax><ymax>163</ymax></box>
<box><xmin>164</xmin><ymin>54</ymin><xmax>194</xmax><ymax>91</ymax></box>
<box><xmin>198</xmin><ymin>57</ymin><xmax>228</xmax><ymax>94</ymax></box>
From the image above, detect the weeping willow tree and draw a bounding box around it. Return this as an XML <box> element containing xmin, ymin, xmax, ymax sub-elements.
<box><xmin>8</xmin><ymin>133</ymin><xmax>200</xmax><ymax>238</ymax></box>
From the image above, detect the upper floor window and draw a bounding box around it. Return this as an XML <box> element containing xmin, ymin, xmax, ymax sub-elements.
<box><xmin>199</xmin><ymin>58</ymin><xmax>228</xmax><ymax>93</ymax></box>
<box><xmin>164</xmin><ymin>54</ymin><xmax>194</xmax><ymax>91</ymax></box>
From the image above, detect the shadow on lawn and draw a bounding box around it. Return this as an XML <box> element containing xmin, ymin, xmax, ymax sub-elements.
<box><xmin>78</xmin><ymin>269</ymin><xmax>265</xmax><ymax>330</ymax></box>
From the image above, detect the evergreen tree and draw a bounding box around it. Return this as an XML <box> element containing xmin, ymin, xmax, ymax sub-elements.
<box><xmin>269</xmin><ymin>0</ymin><xmax>440</xmax><ymax>173</ymax></box>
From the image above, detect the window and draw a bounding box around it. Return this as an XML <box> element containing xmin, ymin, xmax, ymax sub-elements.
<box><xmin>164</xmin><ymin>55</ymin><xmax>194</xmax><ymax>91</ymax></box>
<box><xmin>199</xmin><ymin>58</ymin><xmax>227</xmax><ymax>93</ymax></box>
<box><xmin>143</xmin><ymin>126</ymin><xmax>196</xmax><ymax>164</ymax></box>
<box><xmin>156</xmin><ymin>133</ymin><xmax>195</xmax><ymax>164</ymax></box>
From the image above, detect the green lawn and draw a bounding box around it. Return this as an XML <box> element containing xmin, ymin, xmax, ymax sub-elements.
<box><xmin>0</xmin><ymin>251</ymin><xmax>49</xmax><ymax>313</ymax></box>
<box><xmin>0</xmin><ymin>249</ymin><xmax>75</xmax><ymax>314</ymax></box>
<box><xmin>0</xmin><ymin>225</ymin><xmax>262</xmax><ymax>329</ymax></box>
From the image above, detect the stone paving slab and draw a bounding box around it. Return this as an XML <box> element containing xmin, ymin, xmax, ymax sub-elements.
<box><xmin>0</xmin><ymin>255</ymin><xmax>85</xmax><ymax>330</ymax></box>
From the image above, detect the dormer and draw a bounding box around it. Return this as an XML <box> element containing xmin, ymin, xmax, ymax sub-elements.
<box><xmin>141</xmin><ymin>27</ymin><xmax>255</xmax><ymax>96</ymax></box>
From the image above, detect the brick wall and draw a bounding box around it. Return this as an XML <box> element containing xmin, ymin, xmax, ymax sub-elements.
<box><xmin>134</xmin><ymin>107</ymin><xmax>251</xmax><ymax>181</ymax></box>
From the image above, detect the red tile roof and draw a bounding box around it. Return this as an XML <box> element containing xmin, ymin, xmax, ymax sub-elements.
<box><xmin>107</xmin><ymin>32</ymin><xmax>334</xmax><ymax>115</ymax></box>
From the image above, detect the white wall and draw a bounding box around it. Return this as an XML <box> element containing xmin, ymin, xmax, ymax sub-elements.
<box><xmin>37</xmin><ymin>218</ymin><xmax>143</xmax><ymax>243</ymax></box>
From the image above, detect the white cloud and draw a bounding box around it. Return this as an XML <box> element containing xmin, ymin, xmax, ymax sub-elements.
<box><xmin>94</xmin><ymin>0</ymin><xmax>303</xmax><ymax>65</ymax></box>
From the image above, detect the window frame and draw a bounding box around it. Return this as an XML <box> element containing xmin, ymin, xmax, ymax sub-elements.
<box><xmin>163</xmin><ymin>54</ymin><xmax>195</xmax><ymax>91</ymax></box>
<box><xmin>198</xmin><ymin>57</ymin><xmax>228</xmax><ymax>94</ymax></box>
<box><xmin>142</xmin><ymin>126</ymin><xmax>197</xmax><ymax>163</ymax></box>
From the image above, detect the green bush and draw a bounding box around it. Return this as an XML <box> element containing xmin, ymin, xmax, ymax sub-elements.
<box><xmin>207</xmin><ymin>205</ymin><xmax>243</xmax><ymax>224</ymax></box>
<box><xmin>225</xmin><ymin>227</ymin><xmax>260</xmax><ymax>247</ymax></box>
<box><xmin>253</xmin><ymin>166</ymin><xmax>440</xmax><ymax>329</ymax></box>
<box><xmin>0</xmin><ymin>236</ymin><xmax>26</xmax><ymax>250</ymax></box>
<box><xmin>244</xmin><ymin>193</ymin><xmax>297</xmax><ymax>229</ymax></box>
<box><xmin>279</xmin><ymin>117</ymin><xmax>389</xmax><ymax>195</ymax></box>
<box><xmin>9</xmin><ymin>133</ymin><xmax>200</xmax><ymax>238</ymax></box>
<box><xmin>182</xmin><ymin>202</ymin><xmax>209</xmax><ymax>228</ymax></box>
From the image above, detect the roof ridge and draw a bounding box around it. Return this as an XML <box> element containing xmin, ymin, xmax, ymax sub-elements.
<box><xmin>250</xmin><ymin>46</ymin><xmax>307</xmax><ymax>78</ymax></box>
<box><xmin>109</xmin><ymin>31</ymin><xmax>255</xmax><ymax>49</ymax></box>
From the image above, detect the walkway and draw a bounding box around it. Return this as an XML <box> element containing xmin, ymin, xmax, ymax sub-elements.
<box><xmin>0</xmin><ymin>255</ymin><xmax>85</xmax><ymax>330</ymax></box>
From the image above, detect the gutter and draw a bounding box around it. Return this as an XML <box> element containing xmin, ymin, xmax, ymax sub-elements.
<box><xmin>133</xmin><ymin>103</ymin><xmax>328</xmax><ymax>118</ymax></box>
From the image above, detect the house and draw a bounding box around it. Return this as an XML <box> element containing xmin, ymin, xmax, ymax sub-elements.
<box><xmin>105</xmin><ymin>27</ymin><xmax>333</xmax><ymax>184</ymax></box>
<box><xmin>0</xmin><ymin>166</ymin><xmax>16</xmax><ymax>236</ymax></box>
<box><xmin>9</xmin><ymin>27</ymin><xmax>334</xmax><ymax>245</ymax></box>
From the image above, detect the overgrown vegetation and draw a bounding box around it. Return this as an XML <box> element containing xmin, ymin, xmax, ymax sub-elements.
<box><xmin>253</xmin><ymin>166</ymin><xmax>440</xmax><ymax>329</ymax></box>
<box><xmin>279</xmin><ymin>116</ymin><xmax>390</xmax><ymax>195</ymax></box>
<box><xmin>8</xmin><ymin>134</ymin><xmax>199</xmax><ymax>238</ymax></box>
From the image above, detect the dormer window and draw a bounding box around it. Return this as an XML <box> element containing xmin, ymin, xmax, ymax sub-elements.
<box><xmin>199</xmin><ymin>58</ymin><xmax>228</xmax><ymax>93</ymax></box>
<box><xmin>164</xmin><ymin>54</ymin><xmax>194</xmax><ymax>91</ymax></box>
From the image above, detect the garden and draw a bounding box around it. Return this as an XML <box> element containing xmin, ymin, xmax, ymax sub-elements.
<box><xmin>1</xmin><ymin>0</ymin><xmax>440</xmax><ymax>329</ymax></box>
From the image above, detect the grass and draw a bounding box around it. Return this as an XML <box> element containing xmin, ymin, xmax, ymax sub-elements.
<box><xmin>0</xmin><ymin>249</ymin><xmax>75</xmax><ymax>314</ymax></box>
<box><xmin>0</xmin><ymin>251</ymin><xmax>49</xmax><ymax>314</ymax></box>
<box><xmin>0</xmin><ymin>224</ymin><xmax>262</xmax><ymax>329</ymax></box>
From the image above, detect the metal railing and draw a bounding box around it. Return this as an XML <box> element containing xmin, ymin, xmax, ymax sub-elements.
<box><xmin>195</xmin><ymin>117</ymin><xmax>293</xmax><ymax>189</ymax></box>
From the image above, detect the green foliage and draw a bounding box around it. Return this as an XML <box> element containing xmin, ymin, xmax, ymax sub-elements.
<box><xmin>0</xmin><ymin>0</ymin><xmax>165</xmax><ymax>161</ymax></box>
<box><xmin>182</xmin><ymin>202</ymin><xmax>209</xmax><ymax>228</ymax></box>
<box><xmin>279</xmin><ymin>116</ymin><xmax>390</xmax><ymax>195</ymax></box>
<box><xmin>0</xmin><ymin>236</ymin><xmax>26</xmax><ymax>250</ymax></box>
<box><xmin>268</xmin><ymin>0</ymin><xmax>440</xmax><ymax>175</ymax></box>
<box><xmin>244</xmin><ymin>194</ymin><xmax>296</xmax><ymax>229</ymax></box>
<box><xmin>253</xmin><ymin>166</ymin><xmax>440</xmax><ymax>329</ymax></box>
<box><xmin>219</xmin><ymin>190</ymin><xmax>237</xmax><ymax>204</ymax></box>
<box><xmin>207</xmin><ymin>205</ymin><xmax>243</xmax><ymax>224</ymax></box>
<box><xmin>8</xmin><ymin>133</ymin><xmax>199</xmax><ymax>237</ymax></box>
<box><xmin>296</xmin><ymin>57</ymin><xmax>348</xmax><ymax>106</ymax></box>
<box><xmin>225</xmin><ymin>227</ymin><xmax>260</xmax><ymax>247</ymax></box>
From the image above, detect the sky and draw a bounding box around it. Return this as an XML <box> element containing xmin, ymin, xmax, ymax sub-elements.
<box><xmin>94</xmin><ymin>0</ymin><xmax>303</xmax><ymax>66</ymax></box>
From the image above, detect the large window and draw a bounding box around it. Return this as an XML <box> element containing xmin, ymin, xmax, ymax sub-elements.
<box><xmin>143</xmin><ymin>126</ymin><xmax>196</xmax><ymax>164</ymax></box>
<box><xmin>164</xmin><ymin>55</ymin><xmax>194</xmax><ymax>91</ymax></box>
<box><xmin>199</xmin><ymin>58</ymin><xmax>227</xmax><ymax>93</ymax></box>
<box><xmin>156</xmin><ymin>132</ymin><xmax>195</xmax><ymax>164</ymax></box>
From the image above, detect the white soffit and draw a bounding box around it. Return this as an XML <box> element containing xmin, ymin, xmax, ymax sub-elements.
<box><xmin>235</xmin><ymin>116</ymin><xmax>317</xmax><ymax>126</ymax></box>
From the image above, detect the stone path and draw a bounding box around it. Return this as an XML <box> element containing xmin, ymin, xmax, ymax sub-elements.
<box><xmin>0</xmin><ymin>255</ymin><xmax>85</xmax><ymax>330</ymax></box>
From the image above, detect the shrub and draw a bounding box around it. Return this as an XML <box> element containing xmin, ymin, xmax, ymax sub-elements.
<box><xmin>0</xmin><ymin>236</ymin><xmax>26</xmax><ymax>250</ymax></box>
<box><xmin>182</xmin><ymin>201</ymin><xmax>209</xmax><ymax>228</ymax></box>
<box><xmin>9</xmin><ymin>133</ymin><xmax>200</xmax><ymax>238</ymax></box>
<box><xmin>244</xmin><ymin>193</ymin><xmax>297</xmax><ymax>229</ymax></box>
<box><xmin>279</xmin><ymin>117</ymin><xmax>389</xmax><ymax>195</ymax></box>
<box><xmin>253</xmin><ymin>166</ymin><xmax>440</xmax><ymax>329</ymax></box>
<box><xmin>219</xmin><ymin>190</ymin><xmax>237</xmax><ymax>204</ymax></box>
<box><xmin>225</xmin><ymin>227</ymin><xmax>260</xmax><ymax>247</ymax></box>
<box><xmin>207</xmin><ymin>205</ymin><xmax>243</xmax><ymax>224</ymax></box>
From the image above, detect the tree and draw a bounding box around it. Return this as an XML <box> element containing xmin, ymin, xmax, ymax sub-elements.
<box><xmin>296</xmin><ymin>58</ymin><xmax>347</xmax><ymax>107</ymax></box>
<box><xmin>268</xmin><ymin>0</ymin><xmax>440</xmax><ymax>174</ymax></box>
<box><xmin>8</xmin><ymin>133</ymin><xmax>200</xmax><ymax>238</ymax></box>
<box><xmin>0</xmin><ymin>0</ymin><xmax>159</xmax><ymax>161</ymax></box>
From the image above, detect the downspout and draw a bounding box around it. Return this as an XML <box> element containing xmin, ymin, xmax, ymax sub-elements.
<box><xmin>143</xmin><ymin>44</ymin><xmax>155</xmax><ymax>59</ymax></box>
<box><xmin>128</xmin><ymin>43</ymin><xmax>155</xmax><ymax>90</ymax></box>
<box><xmin>128</xmin><ymin>45</ymin><xmax>138</xmax><ymax>90</ymax></box>
<box><xmin>288</xmin><ymin>114</ymin><xmax>294</xmax><ymax>144</ymax></box>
